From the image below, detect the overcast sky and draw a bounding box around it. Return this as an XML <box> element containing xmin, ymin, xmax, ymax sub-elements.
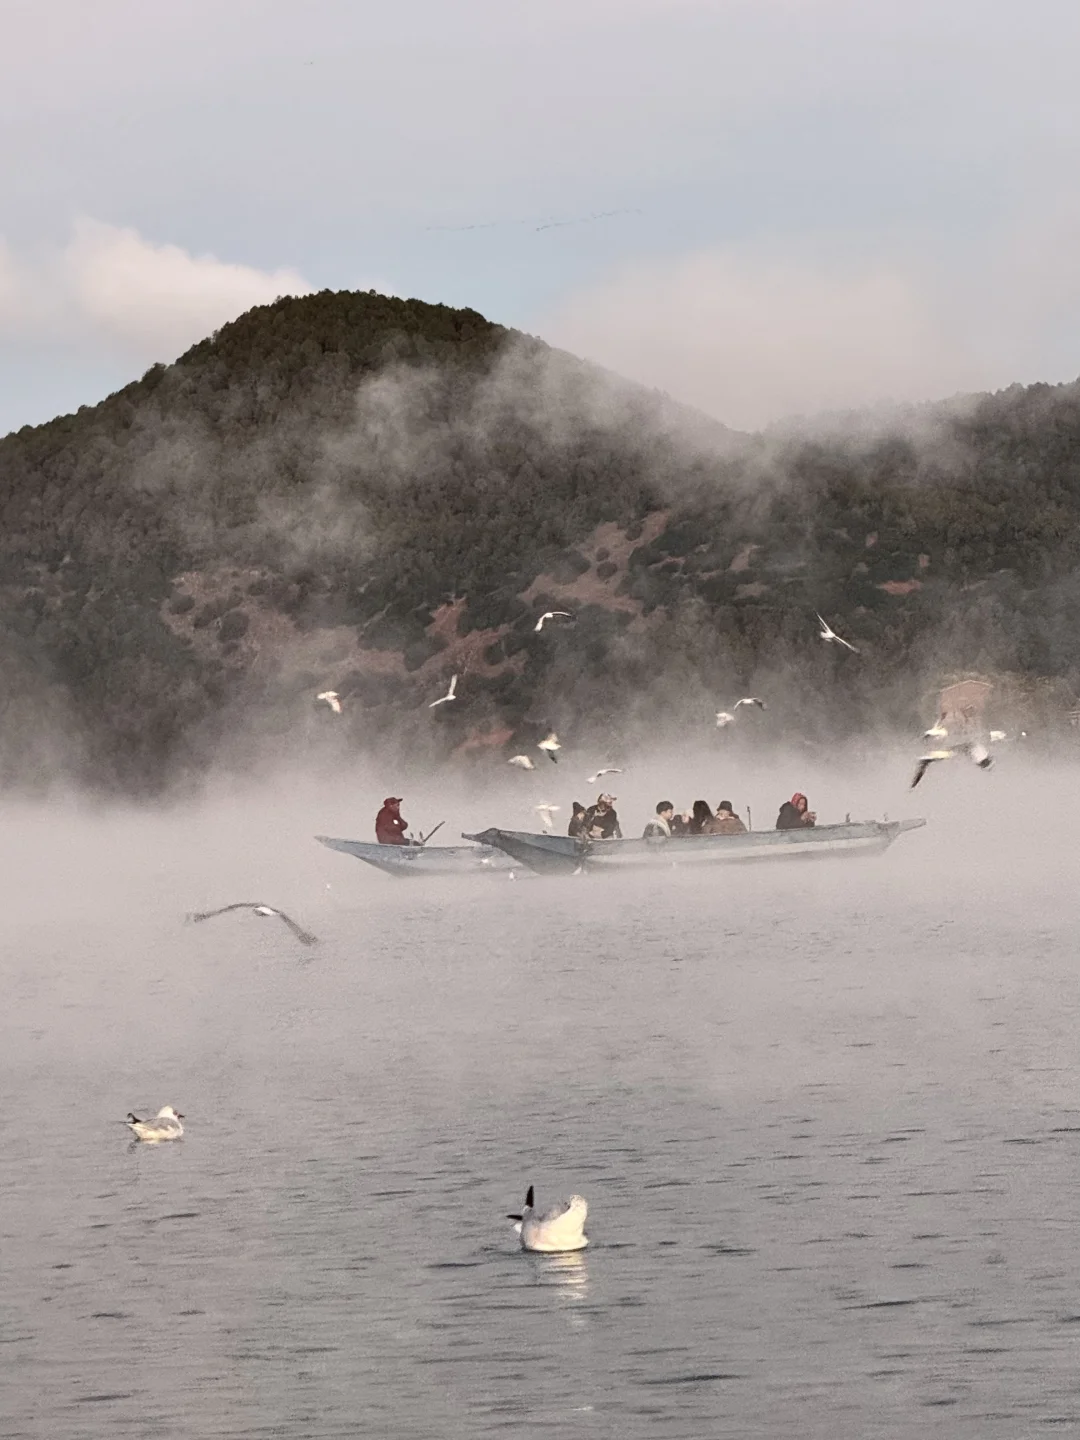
<box><xmin>2</xmin><ymin>0</ymin><xmax>1080</xmax><ymax>434</ymax></box>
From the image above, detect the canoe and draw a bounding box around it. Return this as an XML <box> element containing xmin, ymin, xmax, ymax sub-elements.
<box><xmin>461</xmin><ymin>818</ymin><xmax>926</xmax><ymax>877</ymax></box>
<box><xmin>315</xmin><ymin>834</ymin><xmax>514</xmax><ymax>879</ymax></box>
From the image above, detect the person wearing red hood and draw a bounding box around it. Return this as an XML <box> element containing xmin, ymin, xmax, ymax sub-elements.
<box><xmin>375</xmin><ymin>797</ymin><xmax>411</xmax><ymax>845</ymax></box>
<box><xmin>776</xmin><ymin>793</ymin><xmax>816</xmax><ymax>830</ymax></box>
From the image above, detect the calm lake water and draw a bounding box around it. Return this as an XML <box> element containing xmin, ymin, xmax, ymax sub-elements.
<box><xmin>2</xmin><ymin>758</ymin><xmax>1079</xmax><ymax>1438</ymax></box>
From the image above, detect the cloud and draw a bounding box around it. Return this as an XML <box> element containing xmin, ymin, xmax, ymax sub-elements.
<box><xmin>542</xmin><ymin>221</ymin><xmax>1080</xmax><ymax>430</ymax></box>
<box><xmin>0</xmin><ymin>219</ymin><xmax>312</xmax><ymax>365</ymax></box>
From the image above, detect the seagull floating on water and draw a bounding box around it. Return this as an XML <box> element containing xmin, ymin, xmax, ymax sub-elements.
<box><xmin>429</xmin><ymin>674</ymin><xmax>458</xmax><ymax>708</ymax></box>
<box><xmin>534</xmin><ymin>803</ymin><xmax>561</xmax><ymax>831</ymax></box>
<box><xmin>316</xmin><ymin>690</ymin><xmax>342</xmax><ymax>714</ymax></box>
<box><xmin>186</xmin><ymin>903</ymin><xmax>319</xmax><ymax>946</ymax></box>
<box><xmin>125</xmin><ymin>1106</ymin><xmax>184</xmax><ymax>1143</ymax></box>
<box><xmin>587</xmin><ymin>767</ymin><xmax>623</xmax><ymax>784</ymax></box>
<box><xmin>534</xmin><ymin>611</ymin><xmax>574</xmax><ymax>633</ymax></box>
<box><xmin>815</xmin><ymin>613</ymin><xmax>859</xmax><ymax>653</ymax></box>
<box><xmin>508</xmin><ymin>754</ymin><xmax>536</xmax><ymax>770</ymax></box>
<box><xmin>910</xmin><ymin>740</ymin><xmax>993</xmax><ymax>789</ymax></box>
<box><xmin>506</xmin><ymin>1185</ymin><xmax>589</xmax><ymax>1252</ymax></box>
<box><xmin>537</xmin><ymin>732</ymin><xmax>561</xmax><ymax>763</ymax></box>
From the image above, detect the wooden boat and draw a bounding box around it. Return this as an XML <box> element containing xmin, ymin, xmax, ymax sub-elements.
<box><xmin>315</xmin><ymin>834</ymin><xmax>514</xmax><ymax>879</ymax></box>
<box><xmin>461</xmin><ymin>818</ymin><xmax>926</xmax><ymax>877</ymax></box>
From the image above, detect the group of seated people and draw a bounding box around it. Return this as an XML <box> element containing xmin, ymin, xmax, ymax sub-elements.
<box><xmin>566</xmin><ymin>791</ymin><xmax>818</xmax><ymax>842</ymax></box>
<box><xmin>642</xmin><ymin>799</ymin><xmax>747</xmax><ymax>838</ymax></box>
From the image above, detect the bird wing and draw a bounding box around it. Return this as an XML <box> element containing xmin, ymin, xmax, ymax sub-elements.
<box><xmin>269</xmin><ymin>910</ymin><xmax>319</xmax><ymax>945</ymax></box>
<box><xmin>836</xmin><ymin>635</ymin><xmax>860</xmax><ymax>653</ymax></box>
<box><xmin>814</xmin><ymin>612</ymin><xmax>832</xmax><ymax>634</ymax></box>
<box><xmin>448</xmin><ymin>674</ymin><xmax>458</xmax><ymax>697</ymax></box>
<box><xmin>187</xmin><ymin>902</ymin><xmax>261</xmax><ymax>922</ymax></box>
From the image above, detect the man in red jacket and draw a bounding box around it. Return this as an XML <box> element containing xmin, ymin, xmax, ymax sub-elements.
<box><xmin>375</xmin><ymin>797</ymin><xmax>411</xmax><ymax>845</ymax></box>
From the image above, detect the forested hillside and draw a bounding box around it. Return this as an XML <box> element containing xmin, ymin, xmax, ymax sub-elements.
<box><xmin>1</xmin><ymin>289</ymin><xmax>1079</xmax><ymax>794</ymax></box>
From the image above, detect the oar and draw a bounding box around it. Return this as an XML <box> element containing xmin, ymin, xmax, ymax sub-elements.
<box><xmin>417</xmin><ymin>821</ymin><xmax>445</xmax><ymax>847</ymax></box>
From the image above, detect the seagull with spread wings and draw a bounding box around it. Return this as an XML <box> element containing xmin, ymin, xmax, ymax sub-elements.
<box><xmin>429</xmin><ymin>674</ymin><xmax>458</xmax><ymax>708</ymax></box>
<box><xmin>534</xmin><ymin>611</ymin><xmax>575</xmax><ymax>633</ymax></box>
<box><xmin>815</xmin><ymin>613</ymin><xmax>859</xmax><ymax>653</ymax></box>
<box><xmin>910</xmin><ymin>740</ymin><xmax>993</xmax><ymax>789</ymax></box>
<box><xmin>186</xmin><ymin>903</ymin><xmax>319</xmax><ymax>946</ymax></box>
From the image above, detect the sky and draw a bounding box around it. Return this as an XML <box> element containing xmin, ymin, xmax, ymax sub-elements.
<box><xmin>3</xmin><ymin>0</ymin><xmax>1080</xmax><ymax>434</ymax></box>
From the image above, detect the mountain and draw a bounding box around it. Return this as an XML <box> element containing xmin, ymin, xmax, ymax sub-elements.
<box><xmin>1</xmin><ymin>289</ymin><xmax>1079</xmax><ymax>794</ymax></box>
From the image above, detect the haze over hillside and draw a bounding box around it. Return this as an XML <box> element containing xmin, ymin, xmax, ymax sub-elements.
<box><xmin>1</xmin><ymin>289</ymin><xmax>1078</xmax><ymax>795</ymax></box>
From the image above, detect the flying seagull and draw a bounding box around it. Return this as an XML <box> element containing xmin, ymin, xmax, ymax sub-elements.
<box><xmin>587</xmin><ymin>767</ymin><xmax>623</xmax><ymax>784</ymax></box>
<box><xmin>717</xmin><ymin>697</ymin><xmax>766</xmax><ymax>727</ymax></box>
<box><xmin>537</xmin><ymin>732</ymin><xmax>561</xmax><ymax>763</ymax></box>
<box><xmin>534</xmin><ymin>611</ymin><xmax>574</xmax><ymax>633</ymax></box>
<box><xmin>125</xmin><ymin>1106</ymin><xmax>184</xmax><ymax>1143</ymax></box>
<box><xmin>186</xmin><ymin>903</ymin><xmax>319</xmax><ymax>946</ymax></box>
<box><xmin>316</xmin><ymin>690</ymin><xmax>342</xmax><ymax>714</ymax></box>
<box><xmin>429</xmin><ymin>674</ymin><xmax>458</xmax><ymax>708</ymax></box>
<box><xmin>815</xmin><ymin>613</ymin><xmax>859</xmax><ymax>653</ymax></box>
<box><xmin>506</xmin><ymin>1185</ymin><xmax>589</xmax><ymax>1253</ymax></box>
<box><xmin>508</xmin><ymin>754</ymin><xmax>536</xmax><ymax>770</ymax></box>
<box><xmin>910</xmin><ymin>740</ymin><xmax>993</xmax><ymax>789</ymax></box>
<box><xmin>534</xmin><ymin>803</ymin><xmax>561</xmax><ymax>831</ymax></box>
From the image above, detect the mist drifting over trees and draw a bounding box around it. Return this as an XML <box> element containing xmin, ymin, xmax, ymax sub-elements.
<box><xmin>1</xmin><ymin>289</ymin><xmax>1078</xmax><ymax>795</ymax></box>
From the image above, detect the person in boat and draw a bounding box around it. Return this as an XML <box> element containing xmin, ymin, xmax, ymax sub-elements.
<box><xmin>707</xmin><ymin>800</ymin><xmax>747</xmax><ymax>836</ymax></box>
<box><xmin>687</xmin><ymin>800</ymin><xmax>714</xmax><ymax>835</ymax></box>
<box><xmin>375</xmin><ymin>796</ymin><xmax>412</xmax><ymax>845</ymax></box>
<box><xmin>584</xmin><ymin>794</ymin><xmax>622</xmax><ymax>840</ymax></box>
<box><xmin>669</xmin><ymin>808</ymin><xmax>691</xmax><ymax>837</ymax></box>
<box><xmin>568</xmin><ymin>802</ymin><xmax>587</xmax><ymax>839</ymax></box>
<box><xmin>642</xmin><ymin>801</ymin><xmax>675</xmax><ymax>840</ymax></box>
<box><xmin>776</xmin><ymin>792</ymin><xmax>816</xmax><ymax>830</ymax></box>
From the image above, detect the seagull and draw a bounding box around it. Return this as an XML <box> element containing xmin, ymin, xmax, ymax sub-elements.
<box><xmin>815</xmin><ymin>613</ymin><xmax>859</xmax><ymax>653</ymax></box>
<box><xmin>508</xmin><ymin>754</ymin><xmax>536</xmax><ymax>770</ymax></box>
<box><xmin>537</xmin><ymin>732</ymin><xmax>561</xmax><ymax>763</ymax></box>
<box><xmin>534</xmin><ymin>611</ymin><xmax>574</xmax><ymax>633</ymax></box>
<box><xmin>989</xmin><ymin>729</ymin><xmax>1007</xmax><ymax>742</ymax></box>
<box><xmin>316</xmin><ymin>690</ymin><xmax>342</xmax><ymax>714</ymax></box>
<box><xmin>910</xmin><ymin>741</ymin><xmax>993</xmax><ymax>789</ymax></box>
<box><xmin>429</xmin><ymin>674</ymin><xmax>458</xmax><ymax>708</ymax></box>
<box><xmin>506</xmin><ymin>1185</ymin><xmax>589</xmax><ymax>1252</ymax></box>
<box><xmin>186</xmin><ymin>903</ymin><xmax>319</xmax><ymax>946</ymax></box>
<box><xmin>534</xmin><ymin>803</ymin><xmax>561</xmax><ymax>831</ymax></box>
<box><xmin>125</xmin><ymin>1106</ymin><xmax>184</xmax><ymax>1143</ymax></box>
<box><xmin>717</xmin><ymin>697</ymin><xmax>766</xmax><ymax>727</ymax></box>
<box><xmin>586</xmin><ymin>768</ymin><xmax>623</xmax><ymax>784</ymax></box>
<box><xmin>924</xmin><ymin>717</ymin><xmax>949</xmax><ymax>739</ymax></box>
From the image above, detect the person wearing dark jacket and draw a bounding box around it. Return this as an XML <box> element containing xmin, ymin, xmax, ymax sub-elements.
<box><xmin>568</xmin><ymin>802</ymin><xmax>587</xmax><ymax>839</ymax></box>
<box><xmin>687</xmin><ymin>800</ymin><xmax>714</xmax><ymax>835</ymax></box>
<box><xmin>776</xmin><ymin>792</ymin><xmax>816</xmax><ymax>830</ymax></box>
<box><xmin>642</xmin><ymin>801</ymin><xmax>675</xmax><ymax>840</ymax></box>
<box><xmin>583</xmin><ymin>794</ymin><xmax>622</xmax><ymax>840</ymax></box>
<box><xmin>375</xmin><ymin>796</ymin><xmax>411</xmax><ymax>845</ymax></box>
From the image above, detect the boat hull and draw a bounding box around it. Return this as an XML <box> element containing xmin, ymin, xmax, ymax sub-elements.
<box><xmin>463</xmin><ymin>819</ymin><xmax>925</xmax><ymax>877</ymax></box>
<box><xmin>315</xmin><ymin>835</ymin><xmax>513</xmax><ymax>878</ymax></box>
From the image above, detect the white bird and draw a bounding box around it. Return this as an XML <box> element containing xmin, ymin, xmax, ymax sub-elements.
<box><xmin>125</xmin><ymin>1106</ymin><xmax>184</xmax><ymax>1143</ymax></box>
<box><xmin>734</xmin><ymin>697</ymin><xmax>766</xmax><ymax>711</ymax></box>
<box><xmin>715</xmin><ymin>711</ymin><xmax>735</xmax><ymax>728</ymax></box>
<box><xmin>429</xmin><ymin>674</ymin><xmax>458</xmax><ymax>708</ymax></box>
<box><xmin>186</xmin><ymin>902</ymin><xmax>318</xmax><ymax>946</ymax></box>
<box><xmin>316</xmin><ymin>690</ymin><xmax>342</xmax><ymax>714</ymax></box>
<box><xmin>717</xmin><ymin>697</ymin><xmax>766</xmax><ymax>727</ymax></box>
<box><xmin>924</xmin><ymin>717</ymin><xmax>949</xmax><ymax>739</ymax></box>
<box><xmin>586</xmin><ymin>767</ymin><xmax>623</xmax><ymax>784</ymax></box>
<box><xmin>534</xmin><ymin>611</ymin><xmax>575</xmax><ymax>633</ymax></box>
<box><xmin>910</xmin><ymin>740</ymin><xmax>993</xmax><ymax>789</ymax></box>
<box><xmin>506</xmin><ymin>1186</ymin><xmax>589</xmax><ymax>1252</ymax></box>
<box><xmin>989</xmin><ymin>729</ymin><xmax>1007</xmax><ymax>742</ymax></box>
<box><xmin>537</xmin><ymin>732</ymin><xmax>561</xmax><ymax>763</ymax></box>
<box><xmin>815</xmin><ymin>612</ymin><xmax>859</xmax><ymax>653</ymax></box>
<box><xmin>534</xmin><ymin>803</ymin><xmax>561</xmax><ymax>831</ymax></box>
<box><xmin>508</xmin><ymin>754</ymin><xmax>536</xmax><ymax>770</ymax></box>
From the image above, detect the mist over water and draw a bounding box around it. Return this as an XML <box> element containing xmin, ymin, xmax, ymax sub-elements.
<box><xmin>2</xmin><ymin>751</ymin><xmax>1079</xmax><ymax>1438</ymax></box>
